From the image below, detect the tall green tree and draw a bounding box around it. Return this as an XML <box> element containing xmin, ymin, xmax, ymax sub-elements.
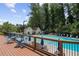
<box><xmin>40</xmin><ymin>3</ymin><xmax>50</xmax><ymax>31</ymax></box>
<box><xmin>65</xmin><ymin>4</ymin><xmax>74</xmax><ymax>24</ymax></box>
<box><xmin>27</xmin><ymin>3</ymin><xmax>79</xmax><ymax>34</ymax></box>
<box><xmin>29</xmin><ymin>3</ymin><xmax>41</xmax><ymax>28</ymax></box>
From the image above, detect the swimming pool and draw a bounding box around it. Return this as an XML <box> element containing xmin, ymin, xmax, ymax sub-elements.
<box><xmin>32</xmin><ymin>35</ymin><xmax>79</xmax><ymax>52</ymax></box>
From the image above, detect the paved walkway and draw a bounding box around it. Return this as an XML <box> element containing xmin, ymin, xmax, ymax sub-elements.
<box><xmin>0</xmin><ymin>35</ymin><xmax>40</xmax><ymax>56</ymax></box>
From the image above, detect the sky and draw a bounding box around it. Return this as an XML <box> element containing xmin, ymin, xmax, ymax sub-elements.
<box><xmin>0</xmin><ymin>3</ymin><xmax>31</xmax><ymax>25</ymax></box>
<box><xmin>0</xmin><ymin>3</ymin><xmax>68</xmax><ymax>25</ymax></box>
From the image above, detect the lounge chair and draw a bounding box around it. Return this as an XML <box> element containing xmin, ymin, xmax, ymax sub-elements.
<box><xmin>14</xmin><ymin>36</ymin><xmax>27</xmax><ymax>48</ymax></box>
<box><xmin>5</xmin><ymin>35</ymin><xmax>16</xmax><ymax>44</ymax></box>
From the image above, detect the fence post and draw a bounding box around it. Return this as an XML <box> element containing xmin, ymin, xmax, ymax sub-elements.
<box><xmin>41</xmin><ymin>38</ymin><xmax>44</xmax><ymax>49</ymax></box>
<box><xmin>29</xmin><ymin>36</ymin><xmax>31</xmax><ymax>41</ymax></box>
<box><xmin>58</xmin><ymin>40</ymin><xmax>63</xmax><ymax>56</ymax></box>
<box><xmin>34</xmin><ymin>37</ymin><xmax>36</xmax><ymax>50</ymax></box>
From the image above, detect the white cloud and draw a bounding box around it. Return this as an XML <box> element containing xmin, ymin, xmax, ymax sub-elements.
<box><xmin>5</xmin><ymin>3</ymin><xmax>16</xmax><ymax>13</ymax></box>
<box><xmin>5</xmin><ymin>3</ymin><xmax>16</xmax><ymax>8</ymax></box>
<box><xmin>11</xmin><ymin>9</ymin><xmax>16</xmax><ymax>13</ymax></box>
<box><xmin>22</xmin><ymin>9</ymin><xmax>26</xmax><ymax>13</ymax></box>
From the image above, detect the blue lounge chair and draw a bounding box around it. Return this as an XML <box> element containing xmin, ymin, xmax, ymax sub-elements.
<box><xmin>14</xmin><ymin>35</ymin><xmax>27</xmax><ymax>48</ymax></box>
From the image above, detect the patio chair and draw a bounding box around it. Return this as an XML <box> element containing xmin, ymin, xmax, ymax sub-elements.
<box><xmin>6</xmin><ymin>36</ymin><xmax>16</xmax><ymax>44</ymax></box>
<box><xmin>5</xmin><ymin>32</ymin><xmax>16</xmax><ymax>44</ymax></box>
<box><xmin>20</xmin><ymin>36</ymin><xmax>27</xmax><ymax>48</ymax></box>
<box><xmin>14</xmin><ymin>35</ymin><xmax>27</xmax><ymax>48</ymax></box>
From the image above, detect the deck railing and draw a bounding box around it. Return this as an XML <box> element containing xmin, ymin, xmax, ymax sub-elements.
<box><xmin>5</xmin><ymin>33</ymin><xmax>79</xmax><ymax>56</ymax></box>
<box><xmin>28</xmin><ymin>35</ymin><xmax>79</xmax><ymax>56</ymax></box>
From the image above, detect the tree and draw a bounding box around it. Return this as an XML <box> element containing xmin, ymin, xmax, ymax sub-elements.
<box><xmin>27</xmin><ymin>3</ymin><xmax>79</xmax><ymax>34</ymax></box>
<box><xmin>49</xmin><ymin>3</ymin><xmax>65</xmax><ymax>32</ymax></box>
<box><xmin>2</xmin><ymin>22</ymin><xmax>17</xmax><ymax>33</ymax></box>
<box><xmin>72</xmin><ymin>4</ymin><xmax>79</xmax><ymax>21</ymax></box>
<box><xmin>16</xmin><ymin>24</ymin><xmax>24</xmax><ymax>33</ymax></box>
<box><xmin>29</xmin><ymin>3</ymin><xmax>41</xmax><ymax>28</ymax></box>
<box><xmin>65</xmin><ymin>4</ymin><xmax>74</xmax><ymax>24</ymax></box>
<box><xmin>40</xmin><ymin>3</ymin><xmax>50</xmax><ymax>31</ymax></box>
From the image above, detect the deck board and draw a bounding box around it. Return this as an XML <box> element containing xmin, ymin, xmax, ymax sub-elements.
<box><xmin>0</xmin><ymin>35</ymin><xmax>40</xmax><ymax>56</ymax></box>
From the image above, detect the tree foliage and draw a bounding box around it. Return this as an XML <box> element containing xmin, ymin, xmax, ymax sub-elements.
<box><xmin>1</xmin><ymin>22</ymin><xmax>17</xmax><ymax>33</ymax></box>
<box><xmin>27</xmin><ymin>3</ymin><xmax>79</xmax><ymax>34</ymax></box>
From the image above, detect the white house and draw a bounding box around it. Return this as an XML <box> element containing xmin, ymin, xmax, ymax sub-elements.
<box><xmin>24</xmin><ymin>27</ymin><xmax>33</xmax><ymax>35</ymax></box>
<box><xmin>35</xmin><ymin>27</ymin><xmax>41</xmax><ymax>34</ymax></box>
<box><xmin>24</xmin><ymin>27</ymin><xmax>41</xmax><ymax>35</ymax></box>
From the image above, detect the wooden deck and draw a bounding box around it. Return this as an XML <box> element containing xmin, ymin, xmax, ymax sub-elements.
<box><xmin>0</xmin><ymin>35</ymin><xmax>40</xmax><ymax>56</ymax></box>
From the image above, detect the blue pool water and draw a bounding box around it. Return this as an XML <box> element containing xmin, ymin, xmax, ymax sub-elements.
<box><xmin>34</xmin><ymin>35</ymin><xmax>79</xmax><ymax>52</ymax></box>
